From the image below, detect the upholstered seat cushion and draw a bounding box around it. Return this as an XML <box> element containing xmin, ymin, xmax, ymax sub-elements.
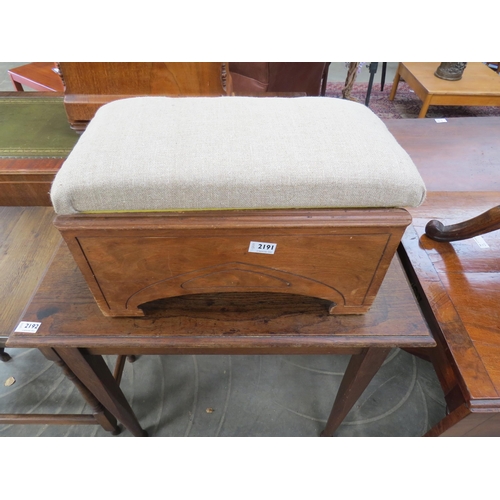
<box><xmin>50</xmin><ymin>96</ymin><xmax>426</xmax><ymax>215</ymax></box>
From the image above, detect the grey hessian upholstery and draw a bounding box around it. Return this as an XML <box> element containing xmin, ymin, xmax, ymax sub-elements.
<box><xmin>50</xmin><ymin>96</ymin><xmax>426</xmax><ymax>215</ymax></box>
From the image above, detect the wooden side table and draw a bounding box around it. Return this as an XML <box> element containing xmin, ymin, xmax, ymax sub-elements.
<box><xmin>389</xmin><ymin>62</ymin><xmax>500</xmax><ymax>117</ymax></box>
<box><xmin>7</xmin><ymin>243</ymin><xmax>435</xmax><ymax>437</ymax></box>
<box><xmin>400</xmin><ymin>192</ymin><xmax>500</xmax><ymax>436</ymax></box>
<box><xmin>8</xmin><ymin>63</ymin><xmax>64</xmax><ymax>92</ymax></box>
<box><xmin>0</xmin><ymin>207</ymin><xmax>121</xmax><ymax>432</ymax></box>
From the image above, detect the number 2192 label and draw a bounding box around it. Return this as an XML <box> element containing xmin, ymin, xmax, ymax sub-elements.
<box><xmin>15</xmin><ymin>321</ymin><xmax>41</xmax><ymax>333</ymax></box>
<box><xmin>248</xmin><ymin>241</ymin><xmax>277</xmax><ymax>254</ymax></box>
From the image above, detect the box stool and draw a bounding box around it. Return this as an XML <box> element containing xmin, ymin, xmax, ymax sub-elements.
<box><xmin>50</xmin><ymin>96</ymin><xmax>426</xmax><ymax>317</ymax></box>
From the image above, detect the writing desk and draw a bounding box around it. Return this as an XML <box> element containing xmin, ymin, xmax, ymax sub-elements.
<box><xmin>7</xmin><ymin>242</ymin><xmax>434</xmax><ymax>437</ymax></box>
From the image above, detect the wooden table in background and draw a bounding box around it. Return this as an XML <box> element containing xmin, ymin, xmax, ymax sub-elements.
<box><xmin>0</xmin><ymin>207</ymin><xmax>120</xmax><ymax>431</ymax></box>
<box><xmin>7</xmin><ymin>242</ymin><xmax>435</xmax><ymax>437</ymax></box>
<box><xmin>389</xmin><ymin>62</ymin><xmax>500</xmax><ymax>117</ymax></box>
<box><xmin>400</xmin><ymin>192</ymin><xmax>500</xmax><ymax>436</ymax></box>
<box><xmin>385</xmin><ymin>116</ymin><xmax>500</xmax><ymax>192</ymax></box>
<box><xmin>8</xmin><ymin>63</ymin><xmax>64</xmax><ymax>92</ymax></box>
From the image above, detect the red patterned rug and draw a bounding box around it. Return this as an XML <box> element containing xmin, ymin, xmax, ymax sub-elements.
<box><xmin>325</xmin><ymin>81</ymin><xmax>500</xmax><ymax>119</ymax></box>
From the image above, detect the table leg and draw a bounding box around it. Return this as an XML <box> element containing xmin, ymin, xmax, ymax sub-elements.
<box><xmin>418</xmin><ymin>95</ymin><xmax>432</xmax><ymax>118</ymax></box>
<box><xmin>39</xmin><ymin>347</ymin><xmax>121</xmax><ymax>434</ymax></box>
<box><xmin>321</xmin><ymin>347</ymin><xmax>391</xmax><ymax>436</ymax></box>
<box><xmin>388</xmin><ymin>66</ymin><xmax>401</xmax><ymax>101</ymax></box>
<box><xmin>8</xmin><ymin>75</ymin><xmax>24</xmax><ymax>91</ymax></box>
<box><xmin>55</xmin><ymin>347</ymin><xmax>147</xmax><ymax>437</ymax></box>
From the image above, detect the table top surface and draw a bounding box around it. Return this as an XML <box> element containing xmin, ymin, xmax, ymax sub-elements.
<box><xmin>0</xmin><ymin>207</ymin><xmax>61</xmax><ymax>340</ymax></box>
<box><xmin>403</xmin><ymin>192</ymin><xmax>500</xmax><ymax>401</ymax></box>
<box><xmin>8</xmin><ymin>62</ymin><xmax>64</xmax><ymax>92</ymax></box>
<box><xmin>400</xmin><ymin>62</ymin><xmax>500</xmax><ymax>96</ymax></box>
<box><xmin>385</xmin><ymin>116</ymin><xmax>500</xmax><ymax>191</ymax></box>
<box><xmin>7</xmin><ymin>242</ymin><xmax>434</xmax><ymax>352</ymax></box>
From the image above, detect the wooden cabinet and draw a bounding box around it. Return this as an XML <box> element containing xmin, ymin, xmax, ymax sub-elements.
<box><xmin>58</xmin><ymin>63</ymin><xmax>230</xmax><ymax>130</ymax></box>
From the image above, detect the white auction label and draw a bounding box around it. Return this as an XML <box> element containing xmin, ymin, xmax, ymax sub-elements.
<box><xmin>473</xmin><ymin>235</ymin><xmax>489</xmax><ymax>248</ymax></box>
<box><xmin>15</xmin><ymin>321</ymin><xmax>41</xmax><ymax>333</ymax></box>
<box><xmin>248</xmin><ymin>241</ymin><xmax>277</xmax><ymax>254</ymax></box>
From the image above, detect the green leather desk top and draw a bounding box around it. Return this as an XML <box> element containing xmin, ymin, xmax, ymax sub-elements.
<box><xmin>0</xmin><ymin>95</ymin><xmax>79</xmax><ymax>158</ymax></box>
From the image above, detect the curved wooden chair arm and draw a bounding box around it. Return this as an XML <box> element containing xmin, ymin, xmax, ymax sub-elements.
<box><xmin>425</xmin><ymin>205</ymin><xmax>500</xmax><ymax>242</ymax></box>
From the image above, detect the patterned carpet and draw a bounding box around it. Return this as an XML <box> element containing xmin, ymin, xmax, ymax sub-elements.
<box><xmin>0</xmin><ymin>348</ymin><xmax>446</xmax><ymax>437</ymax></box>
<box><xmin>325</xmin><ymin>81</ymin><xmax>500</xmax><ymax>119</ymax></box>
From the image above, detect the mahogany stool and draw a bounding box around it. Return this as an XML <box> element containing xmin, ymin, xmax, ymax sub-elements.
<box><xmin>49</xmin><ymin>96</ymin><xmax>426</xmax><ymax>317</ymax></box>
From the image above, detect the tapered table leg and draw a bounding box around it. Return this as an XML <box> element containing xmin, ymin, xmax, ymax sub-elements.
<box><xmin>389</xmin><ymin>65</ymin><xmax>401</xmax><ymax>101</ymax></box>
<box><xmin>321</xmin><ymin>347</ymin><xmax>391</xmax><ymax>436</ymax></box>
<box><xmin>39</xmin><ymin>347</ymin><xmax>121</xmax><ymax>434</ymax></box>
<box><xmin>55</xmin><ymin>347</ymin><xmax>147</xmax><ymax>437</ymax></box>
<box><xmin>418</xmin><ymin>95</ymin><xmax>432</xmax><ymax>118</ymax></box>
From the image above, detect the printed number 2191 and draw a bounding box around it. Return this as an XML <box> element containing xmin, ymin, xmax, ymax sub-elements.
<box><xmin>248</xmin><ymin>241</ymin><xmax>277</xmax><ymax>255</ymax></box>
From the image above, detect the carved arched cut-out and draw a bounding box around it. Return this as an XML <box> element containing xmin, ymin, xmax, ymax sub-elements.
<box><xmin>124</xmin><ymin>261</ymin><xmax>345</xmax><ymax>315</ymax></box>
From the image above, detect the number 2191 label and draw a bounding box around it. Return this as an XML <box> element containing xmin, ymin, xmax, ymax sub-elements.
<box><xmin>248</xmin><ymin>241</ymin><xmax>277</xmax><ymax>254</ymax></box>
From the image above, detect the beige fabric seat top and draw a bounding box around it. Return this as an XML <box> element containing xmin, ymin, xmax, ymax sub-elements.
<box><xmin>50</xmin><ymin>96</ymin><xmax>426</xmax><ymax>215</ymax></box>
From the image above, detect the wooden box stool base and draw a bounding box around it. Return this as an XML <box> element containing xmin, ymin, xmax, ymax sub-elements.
<box><xmin>50</xmin><ymin>96</ymin><xmax>426</xmax><ymax>317</ymax></box>
<box><xmin>55</xmin><ymin>208</ymin><xmax>411</xmax><ymax>317</ymax></box>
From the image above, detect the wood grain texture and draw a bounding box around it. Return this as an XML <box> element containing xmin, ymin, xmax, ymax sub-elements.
<box><xmin>390</xmin><ymin>62</ymin><xmax>500</xmax><ymax>117</ymax></box>
<box><xmin>8</xmin><ymin>63</ymin><xmax>64</xmax><ymax>92</ymax></box>
<box><xmin>426</xmin><ymin>205</ymin><xmax>500</xmax><ymax>241</ymax></box>
<box><xmin>59</xmin><ymin>63</ymin><xmax>231</xmax><ymax>130</ymax></box>
<box><xmin>6</xmin><ymin>239</ymin><xmax>434</xmax><ymax>436</ymax></box>
<box><xmin>400</xmin><ymin>192</ymin><xmax>500</xmax><ymax>436</ymax></box>
<box><xmin>0</xmin><ymin>158</ymin><xmax>62</xmax><ymax>205</ymax></box>
<box><xmin>0</xmin><ymin>207</ymin><xmax>61</xmax><ymax>344</ymax></box>
<box><xmin>7</xmin><ymin>241</ymin><xmax>434</xmax><ymax>352</ymax></box>
<box><xmin>54</xmin><ymin>209</ymin><xmax>411</xmax><ymax>317</ymax></box>
<box><xmin>385</xmin><ymin>117</ymin><xmax>500</xmax><ymax>192</ymax></box>
<box><xmin>321</xmin><ymin>347</ymin><xmax>391</xmax><ymax>436</ymax></box>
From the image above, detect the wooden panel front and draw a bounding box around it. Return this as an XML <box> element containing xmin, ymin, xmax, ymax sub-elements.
<box><xmin>55</xmin><ymin>209</ymin><xmax>411</xmax><ymax>317</ymax></box>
